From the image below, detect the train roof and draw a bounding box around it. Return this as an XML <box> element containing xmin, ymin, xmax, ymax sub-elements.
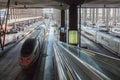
<box><xmin>28</xmin><ymin>28</ymin><xmax>44</xmax><ymax>39</ymax></box>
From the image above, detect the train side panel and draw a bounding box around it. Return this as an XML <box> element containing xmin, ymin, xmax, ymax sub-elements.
<box><xmin>81</xmin><ymin>26</ymin><xmax>120</xmax><ymax>56</ymax></box>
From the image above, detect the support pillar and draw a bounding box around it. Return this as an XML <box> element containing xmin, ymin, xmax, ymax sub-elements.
<box><xmin>117</xmin><ymin>8</ymin><xmax>118</xmax><ymax>21</ymax></box>
<box><xmin>78</xmin><ymin>6</ymin><xmax>81</xmax><ymax>48</ymax></box>
<box><xmin>114</xmin><ymin>8</ymin><xmax>117</xmax><ymax>22</ymax></box>
<box><xmin>102</xmin><ymin>7</ymin><xmax>105</xmax><ymax>20</ymax></box>
<box><xmin>60</xmin><ymin>10</ymin><xmax>66</xmax><ymax>42</ymax></box>
<box><xmin>84</xmin><ymin>8</ymin><xmax>87</xmax><ymax>26</ymax></box>
<box><xmin>65</xmin><ymin>9</ymin><xmax>69</xmax><ymax>44</ymax></box>
<box><xmin>96</xmin><ymin>8</ymin><xmax>98</xmax><ymax>23</ymax></box>
<box><xmin>106</xmin><ymin>8</ymin><xmax>110</xmax><ymax>31</ymax></box>
<box><xmin>69</xmin><ymin>5</ymin><xmax>77</xmax><ymax>30</ymax></box>
<box><xmin>92</xmin><ymin>8</ymin><xmax>95</xmax><ymax>25</ymax></box>
<box><xmin>90</xmin><ymin>8</ymin><xmax>92</xmax><ymax>22</ymax></box>
<box><xmin>61</xmin><ymin>10</ymin><xmax>65</xmax><ymax>27</ymax></box>
<box><xmin>68</xmin><ymin>5</ymin><xmax>78</xmax><ymax>45</ymax></box>
<box><xmin>118</xmin><ymin>8</ymin><xmax>120</xmax><ymax>22</ymax></box>
<box><xmin>85</xmin><ymin>8</ymin><xmax>87</xmax><ymax>21</ymax></box>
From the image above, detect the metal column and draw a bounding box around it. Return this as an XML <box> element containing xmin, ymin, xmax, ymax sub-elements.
<box><xmin>69</xmin><ymin>5</ymin><xmax>78</xmax><ymax>30</ymax></box>
<box><xmin>92</xmin><ymin>8</ymin><xmax>95</xmax><ymax>25</ymax></box>
<box><xmin>106</xmin><ymin>8</ymin><xmax>110</xmax><ymax>31</ymax></box>
<box><xmin>60</xmin><ymin>9</ymin><xmax>66</xmax><ymax>42</ymax></box>
<box><xmin>84</xmin><ymin>8</ymin><xmax>87</xmax><ymax>26</ymax></box>
<box><xmin>68</xmin><ymin>5</ymin><xmax>78</xmax><ymax>46</ymax></box>
<box><xmin>102</xmin><ymin>7</ymin><xmax>105</xmax><ymax>20</ymax></box>
<box><xmin>118</xmin><ymin>8</ymin><xmax>120</xmax><ymax>22</ymax></box>
<box><xmin>61</xmin><ymin>10</ymin><xmax>65</xmax><ymax>27</ymax></box>
<box><xmin>114</xmin><ymin>8</ymin><xmax>117</xmax><ymax>22</ymax></box>
<box><xmin>96</xmin><ymin>8</ymin><xmax>98</xmax><ymax>23</ymax></box>
<box><xmin>90</xmin><ymin>8</ymin><xmax>92</xmax><ymax>21</ymax></box>
<box><xmin>78</xmin><ymin>6</ymin><xmax>81</xmax><ymax>47</ymax></box>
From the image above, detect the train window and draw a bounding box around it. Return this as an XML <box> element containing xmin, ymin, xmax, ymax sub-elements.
<box><xmin>21</xmin><ymin>39</ymin><xmax>36</xmax><ymax>57</ymax></box>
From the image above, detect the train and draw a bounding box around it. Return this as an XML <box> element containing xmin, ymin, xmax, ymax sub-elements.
<box><xmin>19</xmin><ymin>25</ymin><xmax>45</xmax><ymax>69</ymax></box>
<box><xmin>81</xmin><ymin>26</ymin><xmax>120</xmax><ymax>56</ymax></box>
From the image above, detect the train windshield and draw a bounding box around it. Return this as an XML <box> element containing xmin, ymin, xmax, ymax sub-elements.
<box><xmin>21</xmin><ymin>39</ymin><xmax>36</xmax><ymax>57</ymax></box>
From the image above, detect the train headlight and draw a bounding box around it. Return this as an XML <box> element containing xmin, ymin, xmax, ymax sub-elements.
<box><xmin>26</xmin><ymin>59</ymin><xmax>30</xmax><ymax>63</ymax></box>
<box><xmin>19</xmin><ymin>59</ymin><xmax>23</xmax><ymax>63</ymax></box>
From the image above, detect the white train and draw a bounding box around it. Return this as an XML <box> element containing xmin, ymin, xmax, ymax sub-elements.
<box><xmin>81</xmin><ymin>26</ymin><xmax>120</xmax><ymax>56</ymax></box>
<box><xmin>19</xmin><ymin>26</ymin><xmax>45</xmax><ymax>69</ymax></box>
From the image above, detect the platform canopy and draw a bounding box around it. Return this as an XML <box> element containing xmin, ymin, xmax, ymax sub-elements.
<box><xmin>0</xmin><ymin>0</ymin><xmax>120</xmax><ymax>9</ymax></box>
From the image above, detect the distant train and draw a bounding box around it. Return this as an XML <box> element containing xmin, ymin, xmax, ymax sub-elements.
<box><xmin>19</xmin><ymin>26</ymin><xmax>45</xmax><ymax>69</ymax></box>
<box><xmin>81</xmin><ymin>26</ymin><xmax>120</xmax><ymax>56</ymax></box>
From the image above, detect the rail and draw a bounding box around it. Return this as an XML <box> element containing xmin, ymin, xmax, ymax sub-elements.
<box><xmin>53</xmin><ymin>40</ymin><xmax>120</xmax><ymax>80</ymax></box>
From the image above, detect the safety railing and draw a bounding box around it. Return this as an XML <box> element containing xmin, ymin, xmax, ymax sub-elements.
<box><xmin>53</xmin><ymin>40</ymin><xmax>120</xmax><ymax>80</ymax></box>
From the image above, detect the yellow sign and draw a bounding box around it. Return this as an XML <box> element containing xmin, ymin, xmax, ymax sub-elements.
<box><xmin>68</xmin><ymin>30</ymin><xmax>78</xmax><ymax>44</ymax></box>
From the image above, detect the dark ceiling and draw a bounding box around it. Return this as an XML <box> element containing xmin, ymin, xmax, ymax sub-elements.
<box><xmin>0</xmin><ymin>0</ymin><xmax>120</xmax><ymax>9</ymax></box>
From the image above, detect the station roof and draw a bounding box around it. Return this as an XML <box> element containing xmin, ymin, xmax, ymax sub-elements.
<box><xmin>0</xmin><ymin>0</ymin><xmax>120</xmax><ymax>9</ymax></box>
